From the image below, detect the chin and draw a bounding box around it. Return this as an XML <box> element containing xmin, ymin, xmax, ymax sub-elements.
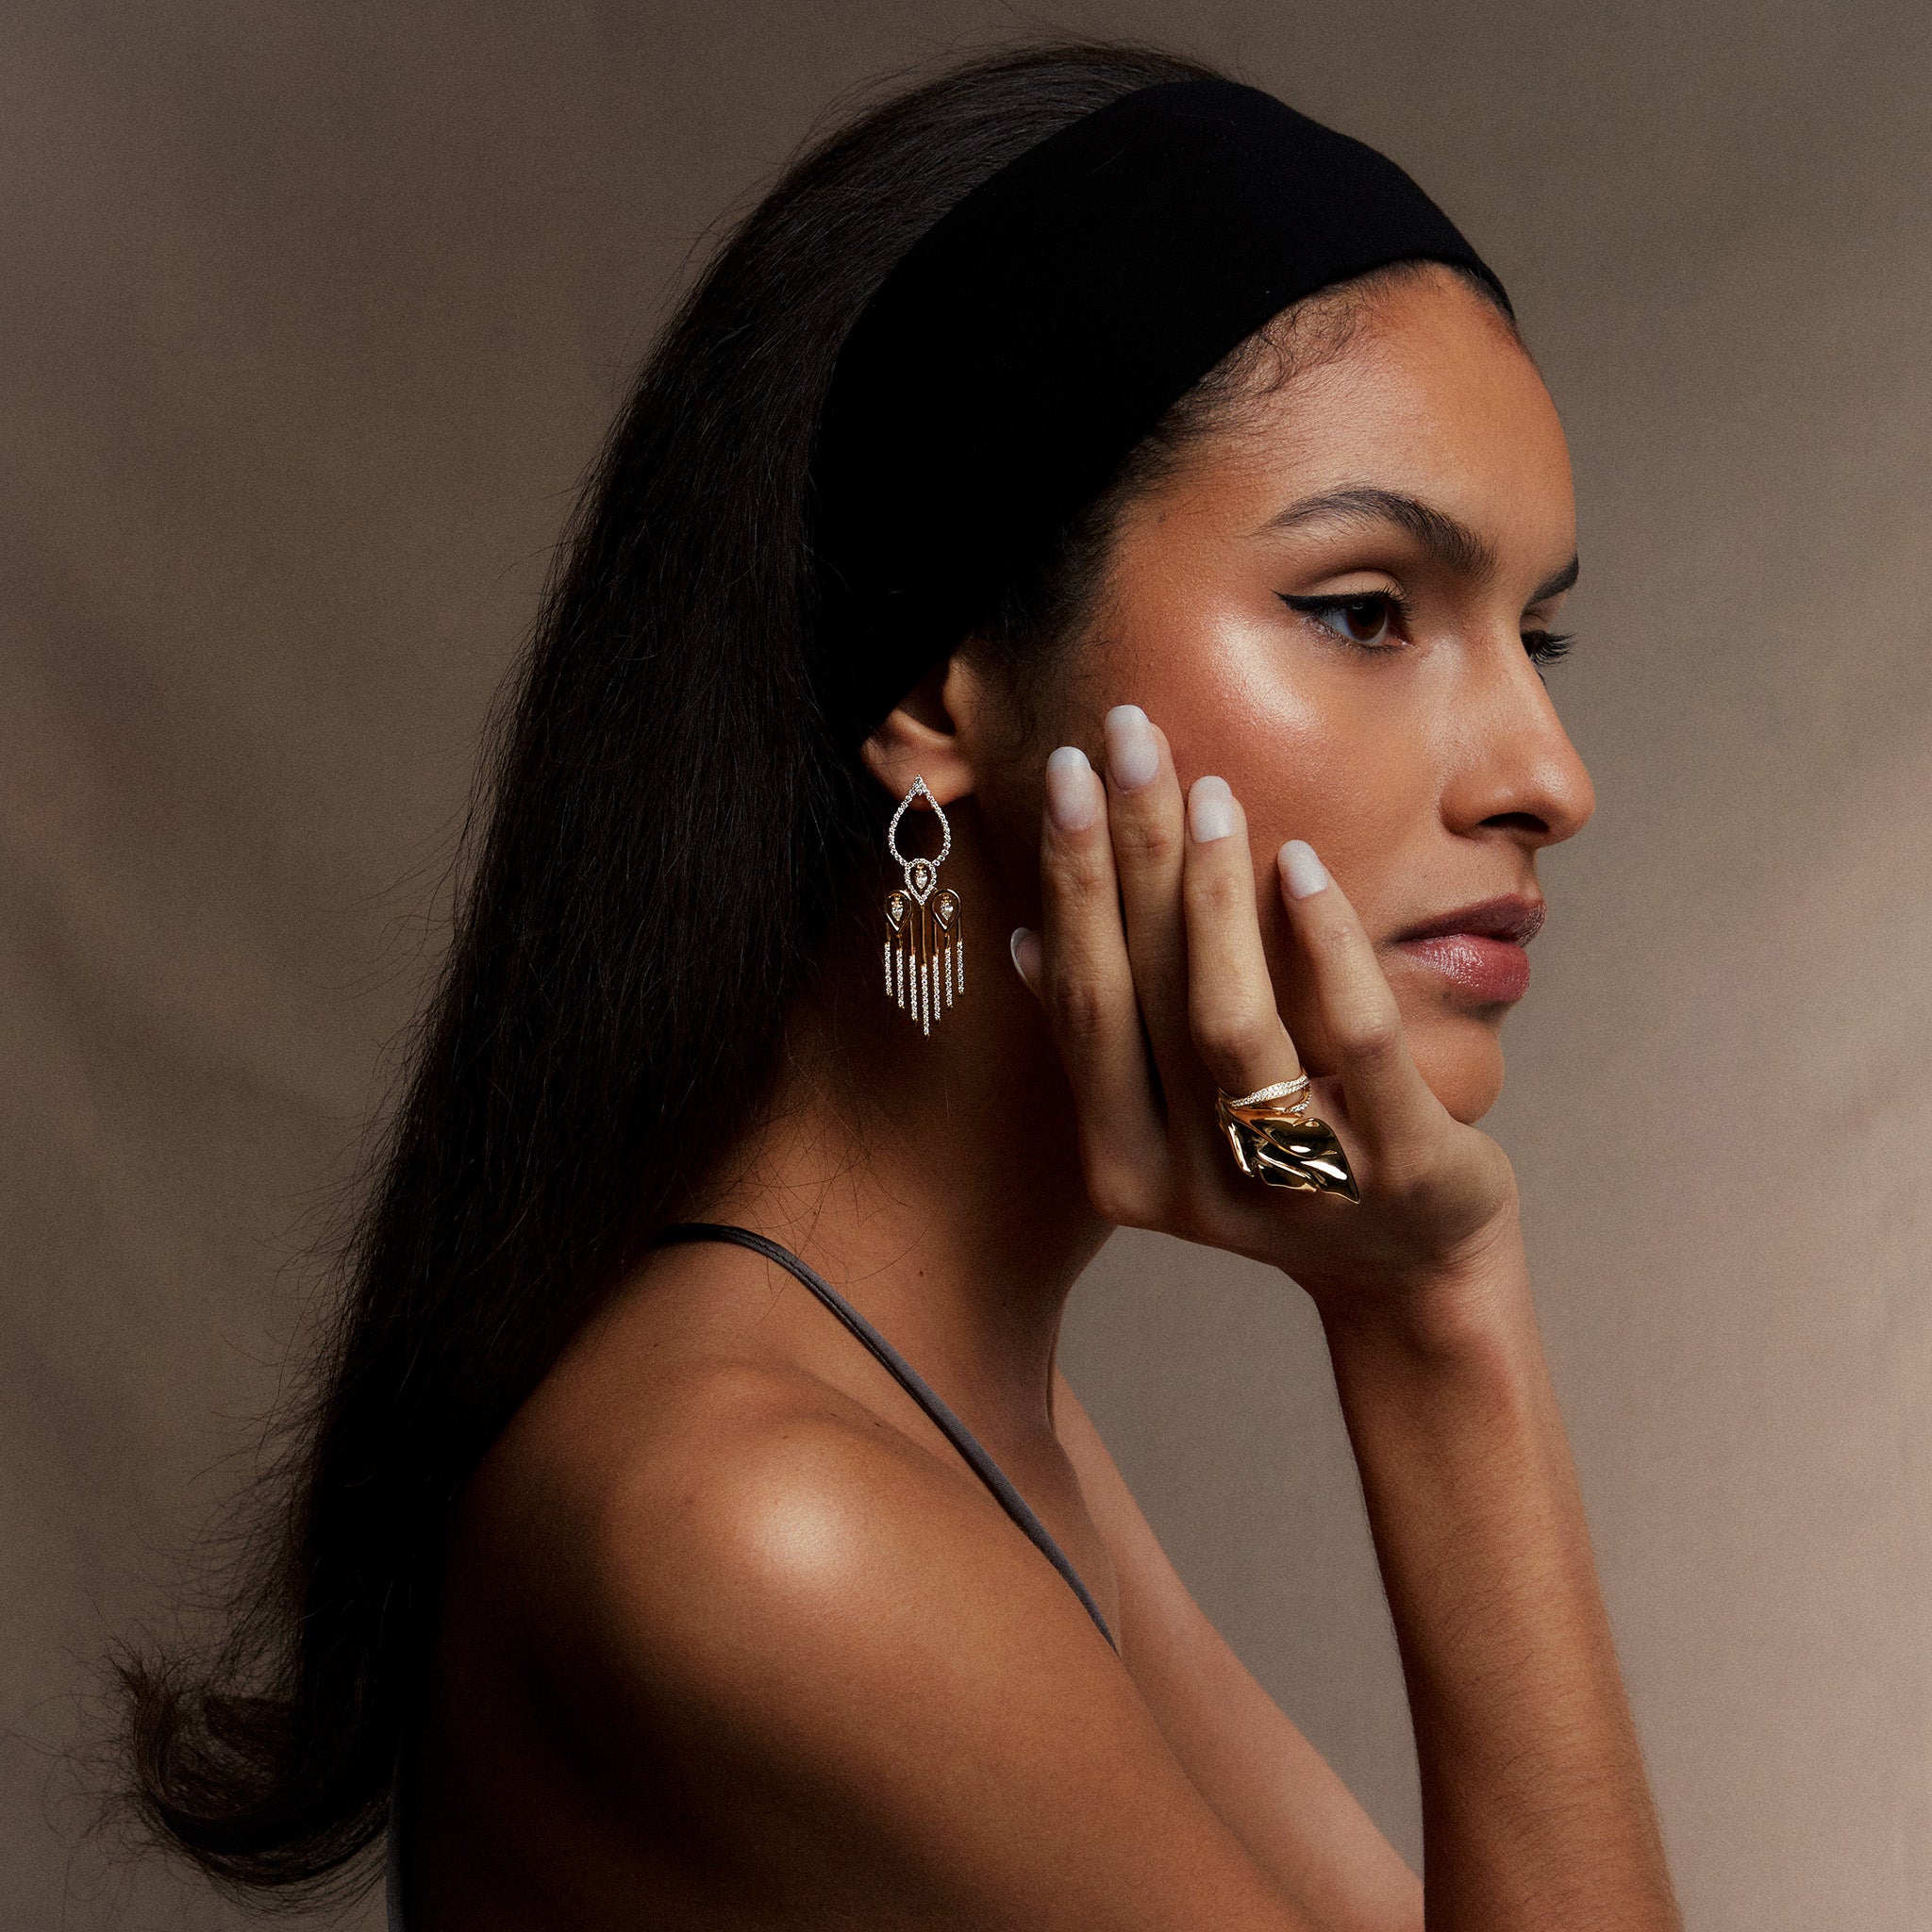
<box><xmin>1409</xmin><ymin>1022</ymin><xmax>1506</xmax><ymax>1124</ymax></box>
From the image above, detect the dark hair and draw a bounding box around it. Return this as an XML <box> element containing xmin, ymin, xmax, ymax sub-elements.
<box><xmin>116</xmin><ymin>40</ymin><xmax>1225</xmax><ymax>1904</ymax></box>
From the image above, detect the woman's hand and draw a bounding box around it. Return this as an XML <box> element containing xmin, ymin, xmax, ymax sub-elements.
<box><xmin>1017</xmin><ymin>704</ymin><xmax>1523</xmax><ymax>1331</ymax></box>
<box><xmin>1018</xmin><ymin>706</ymin><xmax>1678</xmax><ymax>1931</ymax></box>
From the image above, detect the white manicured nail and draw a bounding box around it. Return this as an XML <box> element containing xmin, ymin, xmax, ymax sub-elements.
<box><xmin>1278</xmin><ymin>840</ymin><xmax>1330</xmax><ymax>900</ymax></box>
<box><xmin>1045</xmin><ymin>745</ymin><xmax>1098</xmax><ymax>832</ymax></box>
<box><xmin>1009</xmin><ymin>926</ymin><xmax>1042</xmax><ymax>991</ymax></box>
<box><xmin>1103</xmin><ymin>704</ymin><xmax>1160</xmax><ymax>791</ymax></box>
<box><xmin>1189</xmin><ymin>775</ymin><xmax>1238</xmax><ymax>842</ymax></box>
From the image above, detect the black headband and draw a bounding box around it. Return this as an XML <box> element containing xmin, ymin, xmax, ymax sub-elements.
<box><xmin>810</xmin><ymin>78</ymin><xmax>1509</xmax><ymax>738</ymax></box>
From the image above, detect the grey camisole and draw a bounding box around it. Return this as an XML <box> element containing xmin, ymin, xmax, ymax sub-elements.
<box><xmin>386</xmin><ymin>1222</ymin><xmax>1112</xmax><ymax>1928</ymax></box>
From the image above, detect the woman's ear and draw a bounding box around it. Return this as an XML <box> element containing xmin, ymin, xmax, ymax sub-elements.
<box><xmin>858</xmin><ymin>650</ymin><xmax>992</xmax><ymax>808</ymax></box>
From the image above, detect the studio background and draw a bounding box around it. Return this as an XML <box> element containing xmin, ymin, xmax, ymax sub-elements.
<box><xmin>6</xmin><ymin>2</ymin><xmax>1927</xmax><ymax>1924</ymax></box>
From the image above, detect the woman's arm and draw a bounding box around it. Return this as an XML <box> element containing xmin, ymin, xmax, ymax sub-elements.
<box><xmin>1030</xmin><ymin>721</ymin><xmax>1679</xmax><ymax>1930</ymax></box>
<box><xmin>1056</xmin><ymin>1297</ymin><xmax>1674</xmax><ymax>1932</ymax></box>
<box><xmin>1054</xmin><ymin>1372</ymin><xmax>1424</xmax><ymax>1932</ymax></box>
<box><xmin>1323</xmin><ymin>1272</ymin><xmax>1674</xmax><ymax>1928</ymax></box>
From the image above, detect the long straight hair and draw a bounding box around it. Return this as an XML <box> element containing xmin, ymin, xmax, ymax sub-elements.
<box><xmin>118</xmin><ymin>42</ymin><xmax>1220</xmax><ymax>1902</ymax></box>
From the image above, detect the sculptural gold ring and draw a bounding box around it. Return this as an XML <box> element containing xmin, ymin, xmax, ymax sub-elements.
<box><xmin>1215</xmin><ymin>1077</ymin><xmax>1360</xmax><ymax>1203</ymax></box>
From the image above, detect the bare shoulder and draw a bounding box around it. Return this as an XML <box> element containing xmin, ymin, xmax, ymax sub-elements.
<box><xmin>454</xmin><ymin>1338</ymin><xmax>1300</xmax><ymax>1928</ymax></box>
<box><xmin>483</xmin><ymin>1342</ymin><xmax>1100</xmax><ymax>1717</ymax></box>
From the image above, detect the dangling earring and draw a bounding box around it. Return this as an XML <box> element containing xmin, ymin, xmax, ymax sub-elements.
<box><xmin>883</xmin><ymin>777</ymin><xmax>962</xmax><ymax>1038</ymax></box>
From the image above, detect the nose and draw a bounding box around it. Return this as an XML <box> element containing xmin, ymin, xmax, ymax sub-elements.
<box><xmin>1441</xmin><ymin>643</ymin><xmax>1595</xmax><ymax>851</ymax></box>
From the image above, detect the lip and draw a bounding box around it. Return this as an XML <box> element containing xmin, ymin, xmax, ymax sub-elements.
<box><xmin>1390</xmin><ymin>894</ymin><xmax>1545</xmax><ymax>1006</ymax></box>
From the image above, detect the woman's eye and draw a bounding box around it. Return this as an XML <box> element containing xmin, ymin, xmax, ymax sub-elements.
<box><xmin>1523</xmin><ymin>628</ymin><xmax>1575</xmax><ymax>667</ymax></box>
<box><xmin>1280</xmin><ymin>591</ymin><xmax>1400</xmax><ymax>647</ymax></box>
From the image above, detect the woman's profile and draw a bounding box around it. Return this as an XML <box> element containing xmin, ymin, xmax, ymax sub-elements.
<box><xmin>121</xmin><ymin>42</ymin><xmax>1681</xmax><ymax>1930</ymax></box>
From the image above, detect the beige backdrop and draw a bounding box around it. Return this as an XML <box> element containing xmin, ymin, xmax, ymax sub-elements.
<box><xmin>5</xmin><ymin>2</ymin><xmax>1927</xmax><ymax>1925</ymax></box>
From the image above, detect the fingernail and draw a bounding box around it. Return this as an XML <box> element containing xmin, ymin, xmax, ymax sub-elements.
<box><xmin>1278</xmin><ymin>839</ymin><xmax>1330</xmax><ymax>900</ymax></box>
<box><xmin>1188</xmin><ymin>775</ymin><xmax>1238</xmax><ymax>843</ymax></box>
<box><xmin>1044</xmin><ymin>745</ymin><xmax>1098</xmax><ymax>832</ymax></box>
<box><xmin>1008</xmin><ymin>926</ymin><xmax>1042</xmax><ymax>991</ymax></box>
<box><xmin>1103</xmin><ymin>704</ymin><xmax>1160</xmax><ymax>791</ymax></box>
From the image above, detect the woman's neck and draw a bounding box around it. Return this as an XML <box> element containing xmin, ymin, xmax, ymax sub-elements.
<box><xmin>695</xmin><ymin>909</ymin><xmax>1109</xmax><ymax>1436</ymax></box>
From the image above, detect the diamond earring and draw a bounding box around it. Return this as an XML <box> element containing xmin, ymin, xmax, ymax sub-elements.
<box><xmin>882</xmin><ymin>777</ymin><xmax>962</xmax><ymax>1037</ymax></box>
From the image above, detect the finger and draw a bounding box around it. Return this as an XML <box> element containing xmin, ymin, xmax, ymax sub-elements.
<box><xmin>1009</xmin><ymin>924</ymin><xmax>1044</xmax><ymax>993</ymax></box>
<box><xmin>1098</xmin><ymin>705</ymin><xmax>1196</xmax><ymax>1101</ymax></box>
<box><xmin>1038</xmin><ymin>746</ymin><xmax>1167</xmax><ymax>1220</ymax></box>
<box><xmin>1181</xmin><ymin>777</ymin><xmax>1304</xmax><ymax>1099</ymax></box>
<box><xmin>1275</xmin><ymin>840</ymin><xmax>1442</xmax><ymax>1162</ymax></box>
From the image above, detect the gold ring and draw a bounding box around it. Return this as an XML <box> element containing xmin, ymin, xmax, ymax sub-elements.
<box><xmin>1215</xmin><ymin>1079</ymin><xmax>1359</xmax><ymax>1203</ymax></box>
<box><xmin>1225</xmin><ymin>1076</ymin><xmax>1311</xmax><ymax>1111</ymax></box>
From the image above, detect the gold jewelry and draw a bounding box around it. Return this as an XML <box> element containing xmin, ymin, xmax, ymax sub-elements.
<box><xmin>883</xmin><ymin>776</ymin><xmax>963</xmax><ymax>1037</ymax></box>
<box><xmin>1215</xmin><ymin>1077</ymin><xmax>1359</xmax><ymax>1203</ymax></box>
<box><xmin>1227</xmin><ymin>1076</ymin><xmax>1310</xmax><ymax>1109</ymax></box>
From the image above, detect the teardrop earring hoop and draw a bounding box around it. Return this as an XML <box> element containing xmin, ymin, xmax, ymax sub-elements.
<box><xmin>883</xmin><ymin>777</ymin><xmax>962</xmax><ymax>1038</ymax></box>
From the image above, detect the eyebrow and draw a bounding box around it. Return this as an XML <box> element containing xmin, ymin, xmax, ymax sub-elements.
<box><xmin>1528</xmin><ymin>554</ymin><xmax>1581</xmax><ymax>604</ymax></box>
<box><xmin>1263</xmin><ymin>486</ymin><xmax>1580</xmax><ymax>605</ymax></box>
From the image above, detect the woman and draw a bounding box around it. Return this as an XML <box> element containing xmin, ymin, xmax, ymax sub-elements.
<box><xmin>124</xmin><ymin>42</ymin><xmax>1680</xmax><ymax>1931</ymax></box>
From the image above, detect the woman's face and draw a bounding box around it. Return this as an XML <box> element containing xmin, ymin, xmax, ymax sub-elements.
<box><xmin>1044</xmin><ymin>267</ymin><xmax>1592</xmax><ymax>1124</ymax></box>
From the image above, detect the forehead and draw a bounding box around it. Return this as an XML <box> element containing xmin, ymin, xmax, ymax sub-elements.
<box><xmin>1178</xmin><ymin>270</ymin><xmax>1574</xmax><ymax>551</ymax></box>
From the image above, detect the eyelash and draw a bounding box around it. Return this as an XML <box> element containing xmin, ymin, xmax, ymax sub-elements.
<box><xmin>1278</xmin><ymin>591</ymin><xmax>1412</xmax><ymax>652</ymax></box>
<box><xmin>1278</xmin><ymin>591</ymin><xmax>1577</xmax><ymax>667</ymax></box>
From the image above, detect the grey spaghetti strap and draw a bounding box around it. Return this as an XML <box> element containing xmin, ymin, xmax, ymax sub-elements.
<box><xmin>382</xmin><ymin>1223</ymin><xmax>1114</xmax><ymax>1932</ymax></box>
<box><xmin>658</xmin><ymin>1222</ymin><xmax>1117</xmax><ymax>1651</ymax></box>
<box><xmin>385</xmin><ymin>1800</ymin><xmax>406</xmax><ymax>1932</ymax></box>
